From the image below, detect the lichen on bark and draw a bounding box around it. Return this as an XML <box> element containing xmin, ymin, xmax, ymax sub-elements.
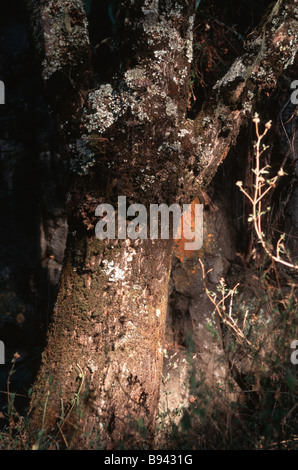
<box><xmin>25</xmin><ymin>0</ymin><xmax>298</xmax><ymax>449</ymax></box>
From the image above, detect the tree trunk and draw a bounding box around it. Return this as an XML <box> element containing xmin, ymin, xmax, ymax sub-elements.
<box><xmin>25</xmin><ymin>0</ymin><xmax>298</xmax><ymax>449</ymax></box>
<box><xmin>31</xmin><ymin>233</ymin><xmax>172</xmax><ymax>448</ymax></box>
<box><xmin>27</xmin><ymin>0</ymin><xmax>193</xmax><ymax>448</ymax></box>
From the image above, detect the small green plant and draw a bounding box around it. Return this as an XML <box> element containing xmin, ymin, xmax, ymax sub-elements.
<box><xmin>0</xmin><ymin>355</ymin><xmax>32</xmax><ymax>450</ymax></box>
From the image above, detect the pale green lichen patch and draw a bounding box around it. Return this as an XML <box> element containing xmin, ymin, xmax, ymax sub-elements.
<box><xmin>70</xmin><ymin>1</ymin><xmax>194</xmax><ymax>176</ymax></box>
<box><xmin>214</xmin><ymin>58</ymin><xmax>247</xmax><ymax>91</ymax></box>
<box><xmin>100</xmin><ymin>243</ymin><xmax>138</xmax><ymax>285</ymax></box>
<box><xmin>40</xmin><ymin>0</ymin><xmax>90</xmax><ymax>81</ymax></box>
<box><xmin>102</xmin><ymin>260</ymin><xmax>126</xmax><ymax>283</ymax></box>
<box><xmin>84</xmin><ymin>84</ymin><xmax>125</xmax><ymax>134</ymax></box>
<box><xmin>141</xmin><ymin>1</ymin><xmax>194</xmax><ymax>64</ymax></box>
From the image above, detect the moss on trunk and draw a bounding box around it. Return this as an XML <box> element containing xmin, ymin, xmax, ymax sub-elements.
<box><xmin>30</xmin><ymin>234</ymin><xmax>173</xmax><ymax>449</ymax></box>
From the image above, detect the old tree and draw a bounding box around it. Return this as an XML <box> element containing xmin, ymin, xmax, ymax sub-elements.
<box><xmin>25</xmin><ymin>0</ymin><xmax>297</xmax><ymax>449</ymax></box>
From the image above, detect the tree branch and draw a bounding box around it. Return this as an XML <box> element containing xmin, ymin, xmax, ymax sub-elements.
<box><xmin>26</xmin><ymin>0</ymin><xmax>298</xmax><ymax>204</ymax></box>
<box><xmin>187</xmin><ymin>0</ymin><xmax>298</xmax><ymax>188</ymax></box>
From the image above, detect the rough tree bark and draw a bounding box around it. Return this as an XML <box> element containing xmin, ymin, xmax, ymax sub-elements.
<box><xmin>25</xmin><ymin>0</ymin><xmax>298</xmax><ymax>449</ymax></box>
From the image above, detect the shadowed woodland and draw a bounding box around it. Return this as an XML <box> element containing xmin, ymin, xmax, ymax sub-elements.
<box><xmin>0</xmin><ymin>0</ymin><xmax>297</xmax><ymax>450</ymax></box>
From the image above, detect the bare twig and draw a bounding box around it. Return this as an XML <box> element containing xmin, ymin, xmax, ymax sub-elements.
<box><xmin>236</xmin><ymin>116</ymin><xmax>298</xmax><ymax>270</ymax></box>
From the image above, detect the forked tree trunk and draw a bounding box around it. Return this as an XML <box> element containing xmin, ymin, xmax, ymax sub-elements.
<box><xmin>27</xmin><ymin>0</ymin><xmax>194</xmax><ymax>448</ymax></box>
<box><xmin>26</xmin><ymin>0</ymin><xmax>298</xmax><ymax>449</ymax></box>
